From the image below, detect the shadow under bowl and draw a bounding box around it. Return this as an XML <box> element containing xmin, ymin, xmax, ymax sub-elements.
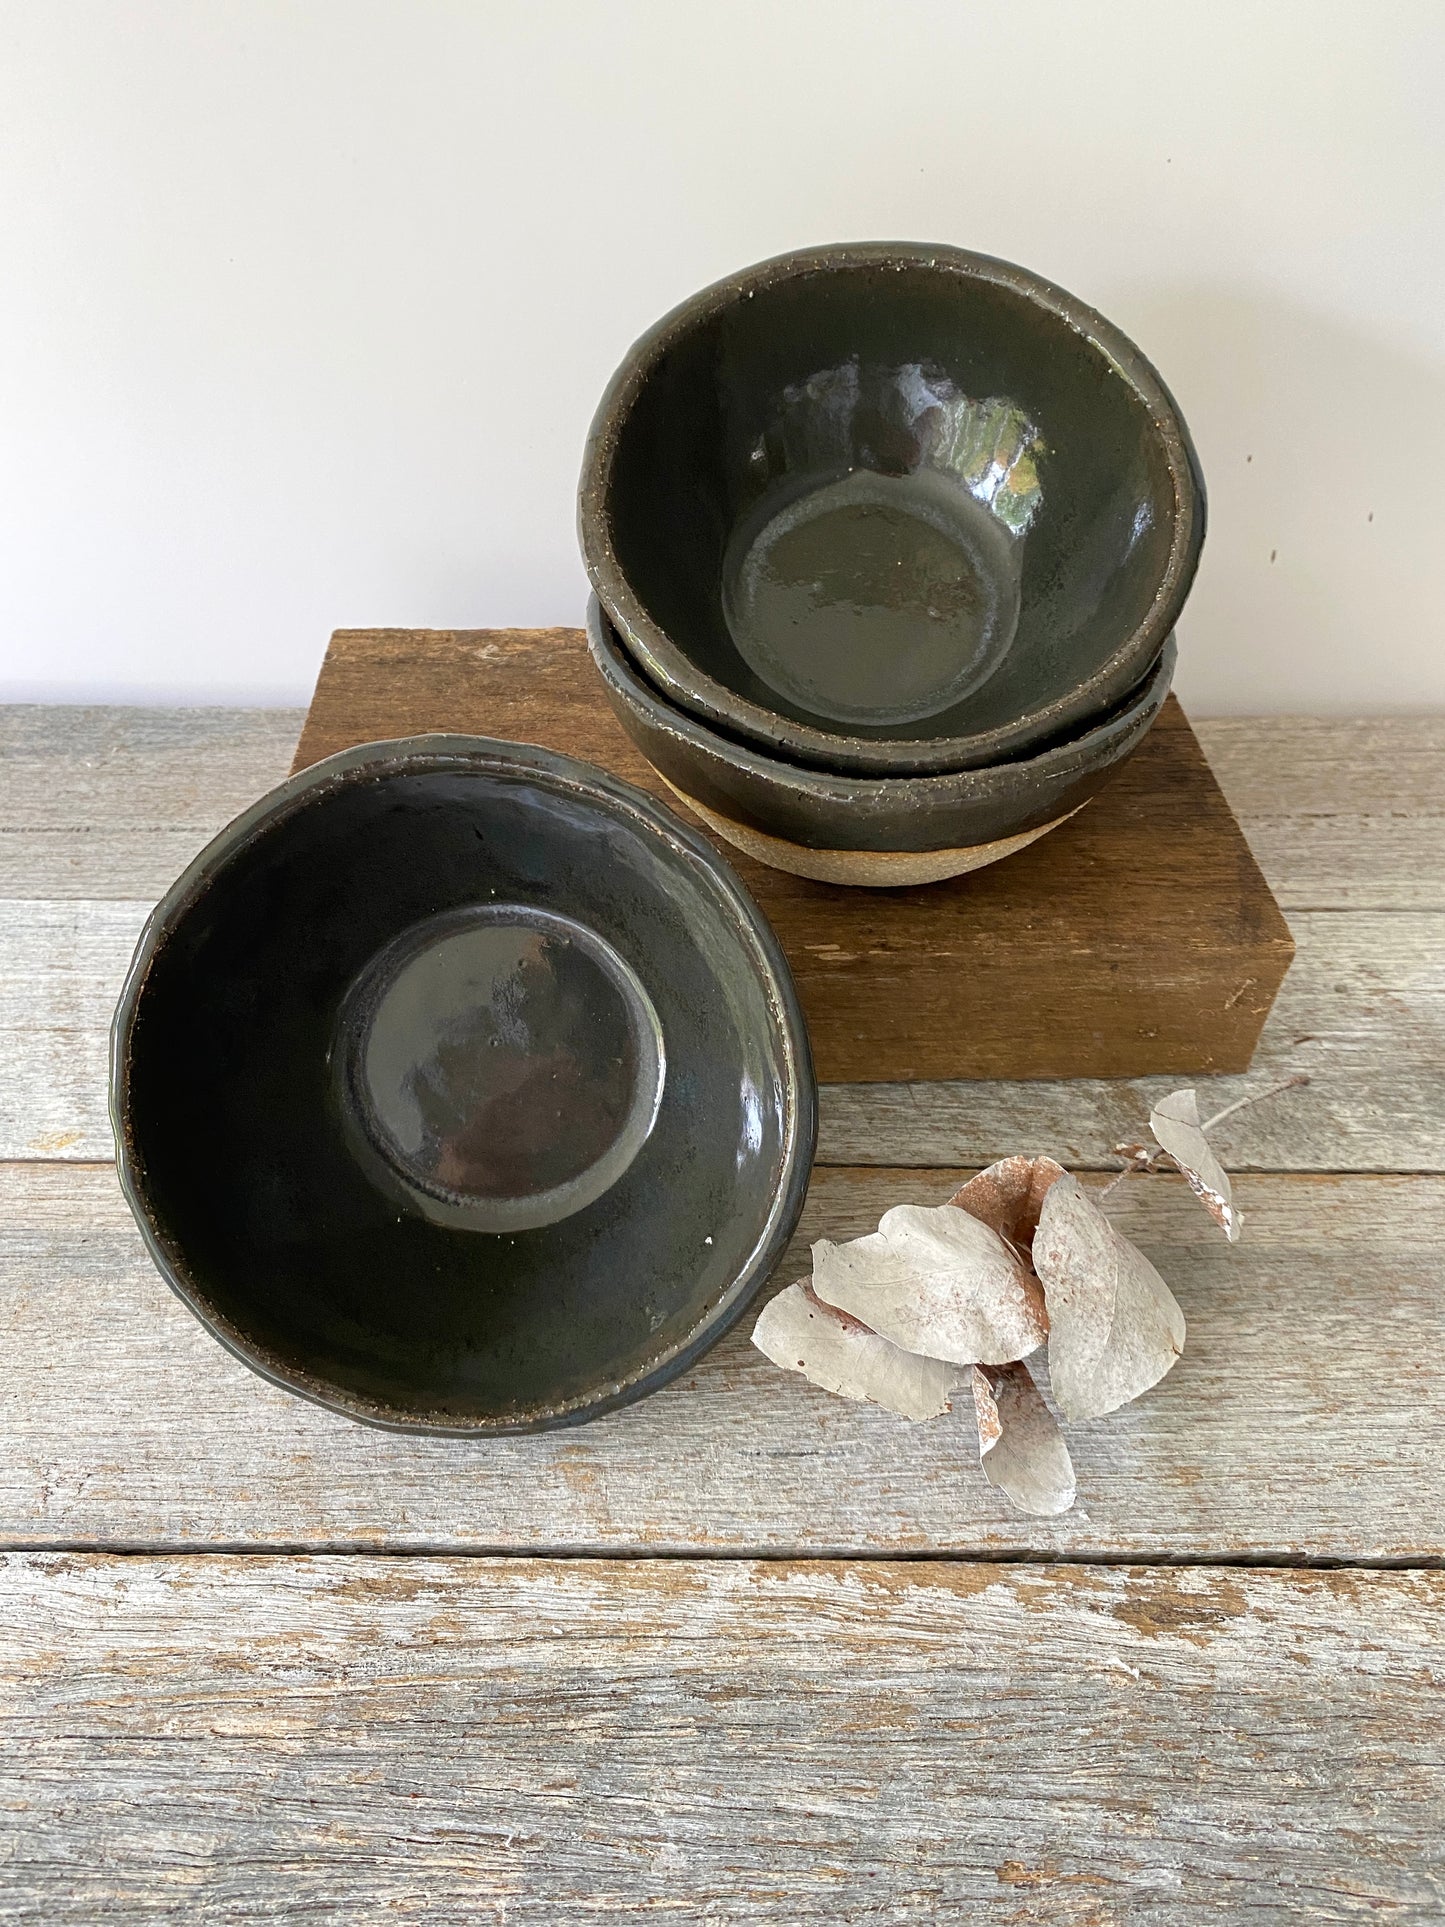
<box><xmin>111</xmin><ymin>736</ymin><xmax>815</xmax><ymax>1433</ymax></box>
<box><xmin>589</xmin><ymin>598</ymin><xmax>1176</xmax><ymax>886</ymax></box>
<box><xmin>580</xmin><ymin>241</ymin><xmax>1203</xmax><ymax>776</ymax></box>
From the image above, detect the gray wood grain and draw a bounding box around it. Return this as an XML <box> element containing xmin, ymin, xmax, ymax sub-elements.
<box><xmin>3</xmin><ymin>1162</ymin><xmax>1441</xmax><ymax>1560</ymax></box>
<box><xmin>2</xmin><ymin>707</ymin><xmax>1442</xmax><ymax>1916</ymax></box>
<box><xmin>0</xmin><ymin>705</ymin><xmax>301</xmax><ymax>899</ymax></box>
<box><xmin>6</xmin><ymin>706</ymin><xmax>1441</xmax><ymax>909</ymax></box>
<box><xmin>3</xmin><ymin>1551</ymin><xmax>1441</xmax><ymax>1923</ymax></box>
<box><xmin>3</xmin><ymin>895</ymin><xmax>1438</xmax><ymax>1169</ymax></box>
<box><xmin>1195</xmin><ymin>716</ymin><xmax>1445</xmax><ymax>912</ymax></box>
<box><xmin>1194</xmin><ymin>715</ymin><xmax>1445</xmax><ymax>813</ymax></box>
<box><xmin>0</xmin><ymin>898</ymin><xmax>150</xmax><ymax>1157</ymax></box>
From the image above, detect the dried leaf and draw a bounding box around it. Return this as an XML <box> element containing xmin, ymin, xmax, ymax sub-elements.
<box><xmin>970</xmin><ymin>1362</ymin><xmax>1076</xmax><ymax>1516</ymax></box>
<box><xmin>1150</xmin><ymin>1088</ymin><xmax>1241</xmax><ymax>1242</ymax></box>
<box><xmin>1032</xmin><ymin>1174</ymin><xmax>1186</xmax><ymax>1420</ymax></box>
<box><xmin>752</xmin><ymin>1281</ymin><xmax>965</xmax><ymax>1421</ymax></box>
<box><xmin>811</xmin><ymin>1203</ymin><xmax>1047</xmax><ymax>1366</ymax></box>
<box><xmin>949</xmin><ymin>1155</ymin><xmax>1068</xmax><ymax>1255</ymax></box>
<box><xmin>971</xmin><ymin>1369</ymin><xmax>1003</xmax><ymax>1453</ymax></box>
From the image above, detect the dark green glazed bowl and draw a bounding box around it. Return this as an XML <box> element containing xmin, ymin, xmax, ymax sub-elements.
<box><xmin>589</xmin><ymin>597</ymin><xmax>1175</xmax><ymax>874</ymax></box>
<box><xmin>110</xmin><ymin>736</ymin><xmax>815</xmax><ymax>1434</ymax></box>
<box><xmin>579</xmin><ymin>242</ymin><xmax>1203</xmax><ymax>777</ymax></box>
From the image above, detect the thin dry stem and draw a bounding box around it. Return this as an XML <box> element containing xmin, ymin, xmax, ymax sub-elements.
<box><xmin>1199</xmin><ymin>1073</ymin><xmax>1310</xmax><ymax>1136</ymax></box>
<box><xmin>1096</xmin><ymin>1073</ymin><xmax>1311</xmax><ymax>1201</ymax></box>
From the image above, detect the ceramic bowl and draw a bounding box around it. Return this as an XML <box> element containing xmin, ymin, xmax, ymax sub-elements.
<box><xmin>579</xmin><ymin>241</ymin><xmax>1203</xmax><ymax>776</ymax></box>
<box><xmin>111</xmin><ymin>736</ymin><xmax>815</xmax><ymax>1433</ymax></box>
<box><xmin>589</xmin><ymin>598</ymin><xmax>1176</xmax><ymax>886</ymax></box>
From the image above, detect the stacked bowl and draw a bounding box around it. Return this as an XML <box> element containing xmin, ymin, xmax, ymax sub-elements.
<box><xmin>580</xmin><ymin>243</ymin><xmax>1205</xmax><ymax>885</ymax></box>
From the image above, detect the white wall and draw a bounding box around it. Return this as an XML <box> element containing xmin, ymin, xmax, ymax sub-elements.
<box><xmin>2</xmin><ymin>0</ymin><xmax>1442</xmax><ymax>712</ymax></box>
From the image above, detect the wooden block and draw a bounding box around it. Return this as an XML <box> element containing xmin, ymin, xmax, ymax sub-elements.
<box><xmin>293</xmin><ymin>628</ymin><xmax>1294</xmax><ymax>1083</ymax></box>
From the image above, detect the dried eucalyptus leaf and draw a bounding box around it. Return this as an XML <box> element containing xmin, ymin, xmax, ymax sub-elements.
<box><xmin>970</xmin><ymin>1367</ymin><xmax>1004</xmax><ymax>1453</ymax></box>
<box><xmin>949</xmin><ymin>1155</ymin><xmax>1068</xmax><ymax>1255</ymax></box>
<box><xmin>970</xmin><ymin>1362</ymin><xmax>1076</xmax><ymax>1516</ymax></box>
<box><xmin>1030</xmin><ymin>1177</ymin><xmax>1116</xmax><ymax>1385</ymax></box>
<box><xmin>1150</xmin><ymin>1088</ymin><xmax>1242</xmax><ymax>1242</ymax></box>
<box><xmin>1032</xmin><ymin>1174</ymin><xmax>1186</xmax><ymax>1420</ymax></box>
<box><xmin>811</xmin><ymin>1203</ymin><xmax>1047</xmax><ymax>1366</ymax></box>
<box><xmin>752</xmin><ymin>1282</ymin><xmax>964</xmax><ymax>1421</ymax></box>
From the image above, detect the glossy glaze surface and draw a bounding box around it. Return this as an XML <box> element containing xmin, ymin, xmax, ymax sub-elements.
<box><xmin>579</xmin><ymin>242</ymin><xmax>1203</xmax><ymax>775</ymax></box>
<box><xmin>589</xmin><ymin>598</ymin><xmax>1176</xmax><ymax>857</ymax></box>
<box><xmin>722</xmin><ymin>462</ymin><xmax>1024</xmax><ymax>728</ymax></box>
<box><xmin>111</xmin><ymin>737</ymin><xmax>815</xmax><ymax>1433</ymax></box>
<box><xmin>336</xmin><ymin>903</ymin><xmax>666</xmax><ymax>1233</ymax></box>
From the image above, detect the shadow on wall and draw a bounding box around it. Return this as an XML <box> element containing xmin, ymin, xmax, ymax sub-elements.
<box><xmin>1101</xmin><ymin>285</ymin><xmax>1445</xmax><ymax>715</ymax></box>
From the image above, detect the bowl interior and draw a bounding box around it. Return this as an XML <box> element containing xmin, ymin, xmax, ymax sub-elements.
<box><xmin>599</xmin><ymin>251</ymin><xmax>1192</xmax><ymax>747</ymax></box>
<box><xmin>117</xmin><ymin>746</ymin><xmax>810</xmax><ymax>1431</ymax></box>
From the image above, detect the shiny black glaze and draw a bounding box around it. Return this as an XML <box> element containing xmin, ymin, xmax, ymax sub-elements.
<box><xmin>589</xmin><ymin>598</ymin><xmax>1176</xmax><ymax>855</ymax></box>
<box><xmin>336</xmin><ymin>902</ymin><xmax>666</xmax><ymax>1233</ymax></box>
<box><xmin>579</xmin><ymin>242</ymin><xmax>1203</xmax><ymax>775</ymax></box>
<box><xmin>110</xmin><ymin>737</ymin><xmax>815</xmax><ymax>1434</ymax></box>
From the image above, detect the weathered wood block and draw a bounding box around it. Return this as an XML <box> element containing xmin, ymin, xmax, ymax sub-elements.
<box><xmin>294</xmin><ymin>627</ymin><xmax>1294</xmax><ymax>1083</ymax></box>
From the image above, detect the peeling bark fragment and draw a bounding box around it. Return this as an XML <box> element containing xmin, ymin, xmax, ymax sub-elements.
<box><xmin>1150</xmin><ymin>1088</ymin><xmax>1242</xmax><ymax>1242</ymax></box>
<box><xmin>949</xmin><ymin>1155</ymin><xmax>1069</xmax><ymax>1256</ymax></box>
<box><xmin>970</xmin><ymin>1362</ymin><xmax>1076</xmax><ymax>1516</ymax></box>
<box><xmin>1032</xmin><ymin>1175</ymin><xmax>1186</xmax><ymax>1420</ymax></box>
<box><xmin>811</xmin><ymin>1203</ymin><xmax>1047</xmax><ymax>1366</ymax></box>
<box><xmin>751</xmin><ymin>1282</ymin><xmax>965</xmax><ymax>1421</ymax></box>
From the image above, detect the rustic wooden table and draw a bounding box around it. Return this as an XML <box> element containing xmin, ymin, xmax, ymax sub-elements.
<box><xmin>2</xmin><ymin>707</ymin><xmax>1442</xmax><ymax>1922</ymax></box>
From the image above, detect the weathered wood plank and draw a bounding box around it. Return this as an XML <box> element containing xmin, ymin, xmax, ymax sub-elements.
<box><xmin>6</xmin><ymin>706</ymin><xmax>1441</xmax><ymax>910</ymax></box>
<box><xmin>1195</xmin><ymin>716</ymin><xmax>1445</xmax><ymax>912</ymax></box>
<box><xmin>2</xmin><ymin>1162</ymin><xmax>1441</xmax><ymax>1560</ymax></box>
<box><xmin>2</xmin><ymin>1552</ymin><xmax>1440</xmax><ymax>1923</ymax></box>
<box><xmin>0</xmin><ymin>706</ymin><xmax>300</xmax><ymax>900</ymax></box>
<box><xmin>0</xmin><ymin>899</ymin><xmax>151</xmax><ymax>1158</ymax></box>
<box><xmin>0</xmin><ymin>704</ymin><xmax>301</xmax><ymax>821</ymax></box>
<box><xmin>1194</xmin><ymin>715</ymin><xmax>1445</xmax><ymax>813</ymax></box>
<box><xmin>2</xmin><ymin>896</ymin><xmax>1437</xmax><ymax>1169</ymax></box>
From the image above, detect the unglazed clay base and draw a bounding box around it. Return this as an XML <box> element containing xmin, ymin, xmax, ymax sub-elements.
<box><xmin>662</xmin><ymin>782</ymin><xmax>1084</xmax><ymax>887</ymax></box>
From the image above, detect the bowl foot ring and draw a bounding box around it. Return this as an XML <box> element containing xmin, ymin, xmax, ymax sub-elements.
<box><xmin>659</xmin><ymin>783</ymin><xmax>1085</xmax><ymax>887</ymax></box>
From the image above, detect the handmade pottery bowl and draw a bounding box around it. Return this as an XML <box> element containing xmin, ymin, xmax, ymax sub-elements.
<box><xmin>589</xmin><ymin>597</ymin><xmax>1176</xmax><ymax>886</ymax></box>
<box><xmin>579</xmin><ymin>241</ymin><xmax>1203</xmax><ymax>776</ymax></box>
<box><xmin>111</xmin><ymin>736</ymin><xmax>815</xmax><ymax>1432</ymax></box>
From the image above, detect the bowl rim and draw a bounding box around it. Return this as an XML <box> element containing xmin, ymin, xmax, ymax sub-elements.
<box><xmin>589</xmin><ymin>595</ymin><xmax>1177</xmax><ymax>807</ymax></box>
<box><xmin>578</xmin><ymin>239</ymin><xmax>1205</xmax><ymax>774</ymax></box>
<box><xmin>109</xmin><ymin>733</ymin><xmax>817</xmax><ymax>1436</ymax></box>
